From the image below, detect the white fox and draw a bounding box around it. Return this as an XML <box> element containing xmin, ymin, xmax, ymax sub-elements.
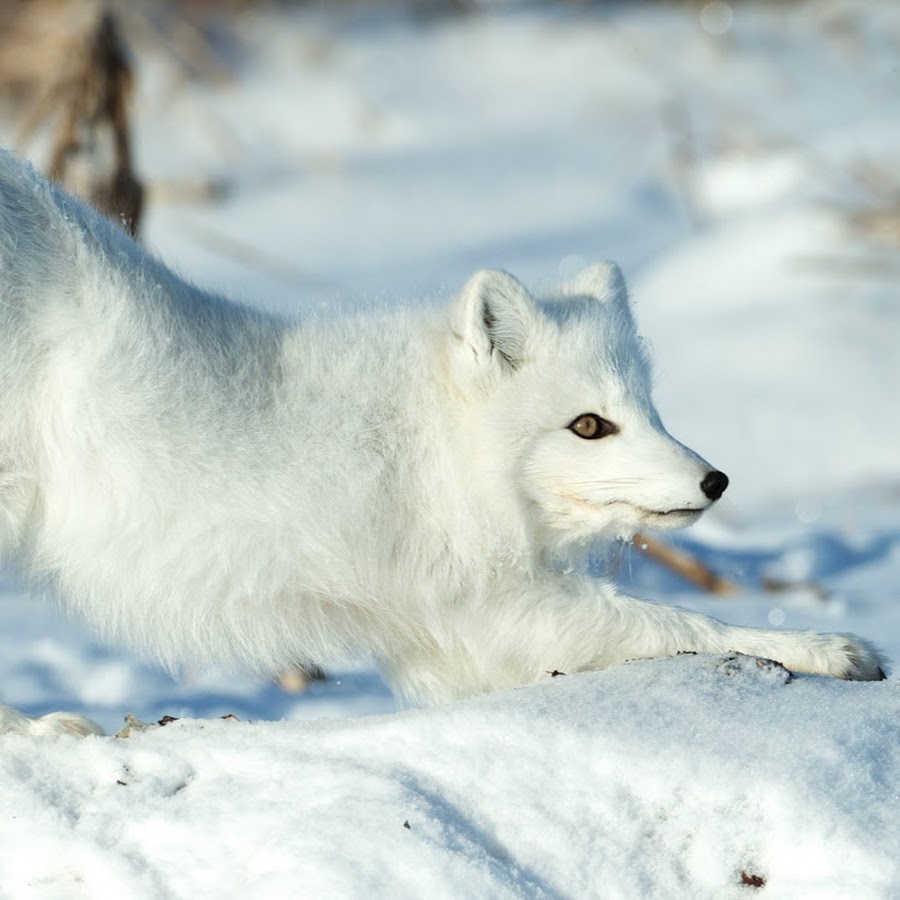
<box><xmin>0</xmin><ymin>152</ymin><xmax>886</xmax><ymax>736</ymax></box>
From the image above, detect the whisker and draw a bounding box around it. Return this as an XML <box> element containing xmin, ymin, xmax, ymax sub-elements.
<box><xmin>561</xmin><ymin>474</ymin><xmax>699</xmax><ymax>489</ymax></box>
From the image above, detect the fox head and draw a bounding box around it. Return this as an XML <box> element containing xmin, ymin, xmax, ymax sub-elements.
<box><xmin>449</xmin><ymin>262</ymin><xmax>728</xmax><ymax>547</ymax></box>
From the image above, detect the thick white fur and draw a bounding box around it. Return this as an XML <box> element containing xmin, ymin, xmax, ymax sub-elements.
<box><xmin>0</xmin><ymin>152</ymin><xmax>886</xmax><ymax>735</ymax></box>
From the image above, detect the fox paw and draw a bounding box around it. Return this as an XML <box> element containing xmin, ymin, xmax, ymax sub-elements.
<box><xmin>836</xmin><ymin>636</ymin><xmax>888</xmax><ymax>681</ymax></box>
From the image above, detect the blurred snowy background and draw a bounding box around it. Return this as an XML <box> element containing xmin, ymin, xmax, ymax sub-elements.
<box><xmin>0</xmin><ymin>3</ymin><xmax>899</xmax><ymax>894</ymax></box>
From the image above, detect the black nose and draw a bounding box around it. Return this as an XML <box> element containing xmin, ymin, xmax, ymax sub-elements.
<box><xmin>700</xmin><ymin>470</ymin><xmax>729</xmax><ymax>501</ymax></box>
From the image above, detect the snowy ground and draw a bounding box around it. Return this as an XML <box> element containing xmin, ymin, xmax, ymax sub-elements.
<box><xmin>2</xmin><ymin>1</ymin><xmax>900</xmax><ymax>896</ymax></box>
<box><xmin>4</xmin><ymin>655</ymin><xmax>900</xmax><ymax>899</ymax></box>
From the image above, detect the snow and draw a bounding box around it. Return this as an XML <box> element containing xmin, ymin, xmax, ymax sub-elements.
<box><xmin>3</xmin><ymin>657</ymin><xmax>900</xmax><ymax>898</ymax></box>
<box><xmin>2</xmin><ymin>1</ymin><xmax>899</xmax><ymax>896</ymax></box>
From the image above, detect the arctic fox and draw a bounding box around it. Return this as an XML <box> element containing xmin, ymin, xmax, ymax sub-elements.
<box><xmin>0</xmin><ymin>152</ymin><xmax>886</xmax><ymax>736</ymax></box>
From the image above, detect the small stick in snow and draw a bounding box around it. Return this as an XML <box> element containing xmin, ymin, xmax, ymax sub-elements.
<box><xmin>632</xmin><ymin>532</ymin><xmax>738</xmax><ymax>596</ymax></box>
<box><xmin>633</xmin><ymin>535</ymin><xmax>830</xmax><ymax>600</ymax></box>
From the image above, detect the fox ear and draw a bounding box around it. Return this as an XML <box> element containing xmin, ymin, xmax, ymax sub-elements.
<box><xmin>451</xmin><ymin>269</ymin><xmax>535</xmax><ymax>371</ymax></box>
<box><xmin>564</xmin><ymin>261</ymin><xmax>627</xmax><ymax>304</ymax></box>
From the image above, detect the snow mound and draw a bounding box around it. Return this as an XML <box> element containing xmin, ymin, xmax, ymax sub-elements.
<box><xmin>2</xmin><ymin>653</ymin><xmax>898</xmax><ymax>899</ymax></box>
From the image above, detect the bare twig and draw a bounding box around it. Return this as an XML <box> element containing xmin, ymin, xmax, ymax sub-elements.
<box><xmin>14</xmin><ymin>6</ymin><xmax>145</xmax><ymax>236</ymax></box>
<box><xmin>45</xmin><ymin>10</ymin><xmax>144</xmax><ymax>236</ymax></box>
<box><xmin>277</xmin><ymin>663</ymin><xmax>327</xmax><ymax>694</ymax></box>
<box><xmin>760</xmin><ymin>576</ymin><xmax>828</xmax><ymax>602</ymax></box>
<box><xmin>115</xmin><ymin>0</ymin><xmax>236</xmax><ymax>86</ymax></box>
<box><xmin>633</xmin><ymin>532</ymin><xmax>832</xmax><ymax>600</ymax></box>
<box><xmin>632</xmin><ymin>532</ymin><xmax>738</xmax><ymax>595</ymax></box>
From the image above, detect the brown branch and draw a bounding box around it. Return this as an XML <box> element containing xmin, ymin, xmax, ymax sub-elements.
<box><xmin>632</xmin><ymin>532</ymin><xmax>738</xmax><ymax>596</ymax></box>
<box><xmin>633</xmin><ymin>534</ymin><xmax>831</xmax><ymax>600</ymax></box>
<box><xmin>46</xmin><ymin>10</ymin><xmax>144</xmax><ymax>236</ymax></box>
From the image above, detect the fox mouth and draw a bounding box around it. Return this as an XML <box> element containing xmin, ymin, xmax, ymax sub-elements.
<box><xmin>569</xmin><ymin>494</ymin><xmax>711</xmax><ymax>519</ymax></box>
<box><xmin>637</xmin><ymin>506</ymin><xmax>705</xmax><ymax>526</ymax></box>
<box><xmin>564</xmin><ymin>493</ymin><xmax>707</xmax><ymax>527</ymax></box>
<box><xmin>639</xmin><ymin>505</ymin><xmax>706</xmax><ymax>519</ymax></box>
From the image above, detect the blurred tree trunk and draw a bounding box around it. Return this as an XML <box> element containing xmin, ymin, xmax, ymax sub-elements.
<box><xmin>45</xmin><ymin>10</ymin><xmax>144</xmax><ymax>236</ymax></box>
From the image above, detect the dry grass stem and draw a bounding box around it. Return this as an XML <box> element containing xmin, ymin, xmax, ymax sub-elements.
<box><xmin>633</xmin><ymin>532</ymin><xmax>738</xmax><ymax>595</ymax></box>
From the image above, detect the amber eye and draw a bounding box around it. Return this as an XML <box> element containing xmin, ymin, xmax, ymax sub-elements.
<box><xmin>568</xmin><ymin>413</ymin><xmax>618</xmax><ymax>440</ymax></box>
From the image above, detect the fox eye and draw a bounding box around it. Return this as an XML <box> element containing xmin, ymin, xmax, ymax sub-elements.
<box><xmin>568</xmin><ymin>413</ymin><xmax>618</xmax><ymax>440</ymax></box>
